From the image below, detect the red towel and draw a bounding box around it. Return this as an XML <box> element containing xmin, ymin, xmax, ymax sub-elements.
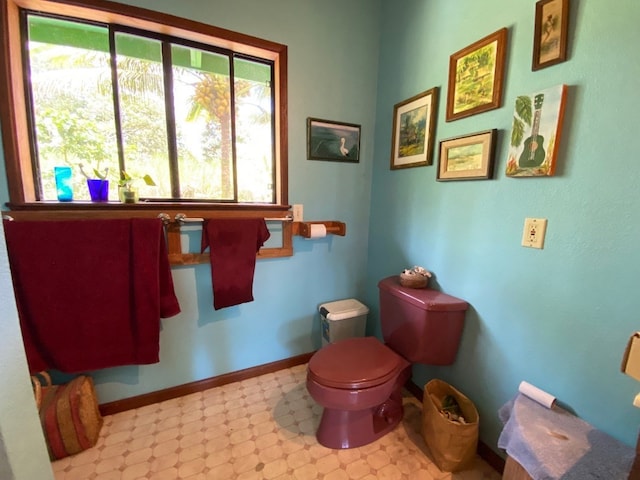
<box><xmin>201</xmin><ymin>218</ymin><xmax>270</xmax><ymax>310</ymax></box>
<box><xmin>4</xmin><ymin>218</ymin><xmax>180</xmax><ymax>373</ymax></box>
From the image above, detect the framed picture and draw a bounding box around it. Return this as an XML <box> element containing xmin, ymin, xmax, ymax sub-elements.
<box><xmin>532</xmin><ymin>0</ymin><xmax>569</xmax><ymax>71</ymax></box>
<box><xmin>506</xmin><ymin>84</ymin><xmax>567</xmax><ymax>177</ymax></box>
<box><xmin>437</xmin><ymin>129</ymin><xmax>497</xmax><ymax>181</ymax></box>
<box><xmin>446</xmin><ymin>28</ymin><xmax>508</xmax><ymax>122</ymax></box>
<box><xmin>307</xmin><ymin>118</ymin><xmax>361</xmax><ymax>162</ymax></box>
<box><xmin>390</xmin><ymin>87</ymin><xmax>439</xmax><ymax>170</ymax></box>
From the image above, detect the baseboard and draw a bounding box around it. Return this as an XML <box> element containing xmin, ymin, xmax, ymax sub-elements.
<box><xmin>99</xmin><ymin>351</ymin><xmax>314</xmax><ymax>416</ymax></box>
<box><xmin>406</xmin><ymin>380</ymin><xmax>505</xmax><ymax>475</ymax></box>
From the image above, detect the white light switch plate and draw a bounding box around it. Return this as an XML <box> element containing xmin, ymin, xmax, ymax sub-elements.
<box><xmin>292</xmin><ymin>204</ymin><xmax>303</xmax><ymax>222</ymax></box>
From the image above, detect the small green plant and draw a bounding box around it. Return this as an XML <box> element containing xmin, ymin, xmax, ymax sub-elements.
<box><xmin>79</xmin><ymin>163</ymin><xmax>109</xmax><ymax>180</ymax></box>
<box><xmin>118</xmin><ymin>170</ymin><xmax>156</xmax><ymax>189</ymax></box>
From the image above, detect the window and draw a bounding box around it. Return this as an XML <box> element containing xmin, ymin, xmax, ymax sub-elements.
<box><xmin>0</xmin><ymin>0</ymin><xmax>288</xmax><ymax>211</ymax></box>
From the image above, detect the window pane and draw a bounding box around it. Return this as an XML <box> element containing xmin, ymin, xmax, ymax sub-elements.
<box><xmin>171</xmin><ymin>45</ymin><xmax>233</xmax><ymax>200</ymax></box>
<box><xmin>27</xmin><ymin>15</ymin><xmax>119</xmax><ymax>201</ymax></box>
<box><xmin>234</xmin><ymin>57</ymin><xmax>274</xmax><ymax>203</ymax></box>
<box><xmin>115</xmin><ymin>32</ymin><xmax>168</xmax><ymax>199</ymax></box>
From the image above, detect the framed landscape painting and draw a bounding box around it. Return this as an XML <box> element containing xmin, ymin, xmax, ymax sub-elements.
<box><xmin>446</xmin><ymin>28</ymin><xmax>508</xmax><ymax>122</ymax></box>
<box><xmin>506</xmin><ymin>84</ymin><xmax>567</xmax><ymax>177</ymax></box>
<box><xmin>437</xmin><ymin>129</ymin><xmax>497</xmax><ymax>181</ymax></box>
<box><xmin>390</xmin><ymin>87</ymin><xmax>439</xmax><ymax>170</ymax></box>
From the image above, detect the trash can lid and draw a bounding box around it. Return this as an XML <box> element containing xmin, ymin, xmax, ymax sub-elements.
<box><xmin>319</xmin><ymin>298</ymin><xmax>369</xmax><ymax>321</ymax></box>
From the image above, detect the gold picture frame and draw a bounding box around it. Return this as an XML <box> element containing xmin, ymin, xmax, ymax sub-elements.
<box><xmin>532</xmin><ymin>0</ymin><xmax>569</xmax><ymax>71</ymax></box>
<box><xmin>446</xmin><ymin>28</ymin><xmax>508</xmax><ymax>122</ymax></box>
<box><xmin>390</xmin><ymin>87</ymin><xmax>439</xmax><ymax>170</ymax></box>
<box><xmin>437</xmin><ymin>129</ymin><xmax>497</xmax><ymax>181</ymax></box>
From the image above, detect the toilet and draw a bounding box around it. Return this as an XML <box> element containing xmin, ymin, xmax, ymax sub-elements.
<box><xmin>306</xmin><ymin>275</ymin><xmax>469</xmax><ymax>449</ymax></box>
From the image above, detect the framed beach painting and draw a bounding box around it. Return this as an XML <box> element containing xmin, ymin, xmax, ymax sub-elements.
<box><xmin>532</xmin><ymin>0</ymin><xmax>569</xmax><ymax>71</ymax></box>
<box><xmin>390</xmin><ymin>87</ymin><xmax>439</xmax><ymax>170</ymax></box>
<box><xmin>506</xmin><ymin>84</ymin><xmax>567</xmax><ymax>177</ymax></box>
<box><xmin>437</xmin><ymin>129</ymin><xmax>497</xmax><ymax>181</ymax></box>
<box><xmin>307</xmin><ymin>118</ymin><xmax>361</xmax><ymax>162</ymax></box>
<box><xmin>446</xmin><ymin>28</ymin><xmax>508</xmax><ymax>122</ymax></box>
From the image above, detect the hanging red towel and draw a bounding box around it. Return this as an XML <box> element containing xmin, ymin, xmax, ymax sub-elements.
<box><xmin>3</xmin><ymin>218</ymin><xmax>180</xmax><ymax>373</ymax></box>
<box><xmin>201</xmin><ymin>218</ymin><xmax>270</xmax><ymax>310</ymax></box>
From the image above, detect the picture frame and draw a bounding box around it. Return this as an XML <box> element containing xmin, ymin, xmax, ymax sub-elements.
<box><xmin>437</xmin><ymin>129</ymin><xmax>497</xmax><ymax>181</ymax></box>
<box><xmin>307</xmin><ymin>118</ymin><xmax>361</xmax><ymax>162</ymax></box>
<box><xmin>446</xmin><ymin>28</ymin><xmax>508</xmax><ymax>122</ymax></box>
<box><xmin>532</xmin><ymin>0</ymin><xmax>569</xmax><ymax>71</ymax></box>
<box><xmin>390</xmin><ymin>87</ymin><xmax>439</xmax><ymax>170</ymax></box>
<box><xmin>506</xmin><ymin>84</ymin><xmax>567</xmax><ymax>177</ymax></box>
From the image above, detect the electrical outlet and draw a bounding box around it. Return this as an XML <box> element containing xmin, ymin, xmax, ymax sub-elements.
<box><xmin>521</xmin><ymin>218</ymin><xmax>547</xmax><ymax>249</ymax></box>
<box><xmin>292</xmin><ymin>204</ymin><xmax>303</xmax><ymax>222</ymax></box>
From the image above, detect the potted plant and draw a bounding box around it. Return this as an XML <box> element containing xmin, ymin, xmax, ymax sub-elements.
<box><xmin>79</xmin><ymin>164</ymin><xmax>110</xmax><ymax>202</ymax></box>
<box><xmin>118</xmin><ymin>171</ymin><xmax>156</xmax><ymax>203</ymax></box>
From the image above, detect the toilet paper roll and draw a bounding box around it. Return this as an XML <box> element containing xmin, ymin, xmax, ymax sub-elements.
<box><xmin>308</xmin><ymin>224</ymin><xmax>327</xmax><ymax>238</ymax></box>
<box><xmin>519</xmin><ymin>381</ymin><xmax>556</xmax><ymax>409</ymax></box>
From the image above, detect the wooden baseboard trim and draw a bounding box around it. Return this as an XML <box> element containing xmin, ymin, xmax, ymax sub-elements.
<box><xmin>99</xmin><ymin>351</ymin><xmax>314</xmax><ymax>417</ymax></box>
<box><xmin>406</xmin><ymin>380</ymin><xmax>505</xmax><ymax>475</ymax></box>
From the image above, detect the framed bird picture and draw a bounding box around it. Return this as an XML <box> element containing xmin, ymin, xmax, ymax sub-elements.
<box><xmin>307</xmin><ymin>118</ymin><xmax>361</xmax><ymax>163</ymax></box>
<box><xmin>506</xmin><ymin>84</ymin><xmax>567</xmax><ymax>177</ymax></box>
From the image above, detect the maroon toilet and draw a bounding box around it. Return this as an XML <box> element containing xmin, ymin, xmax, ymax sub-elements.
<box><xmin>306</xmin><ymin>275</ymin><xmax>468</xmax><ymax>449</ymax></box>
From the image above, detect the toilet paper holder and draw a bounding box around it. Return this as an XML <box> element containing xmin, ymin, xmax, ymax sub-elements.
<box><xmin>294</xmin><ymin>221</ymin><xmax>346</xmax><ymax>238</ymax></box>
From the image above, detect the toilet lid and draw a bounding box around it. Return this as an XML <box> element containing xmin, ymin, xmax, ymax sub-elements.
<box><xmin>308</xmin><ymin>337</ymin><xmax>409</xmax><ymax>389</ymax></box>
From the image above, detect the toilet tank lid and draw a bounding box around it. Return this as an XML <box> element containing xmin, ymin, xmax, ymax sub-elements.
<box><xmin>319</xmin><ymin>298</ymin><xmax>369</xmax><ymax>320</ymax></box>
<box><xmin>378</xmin><ymin>276</ymin><xmax>469</xmax><ymax>311</ymax></box>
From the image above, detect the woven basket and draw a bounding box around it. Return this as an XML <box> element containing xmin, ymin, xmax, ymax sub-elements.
<box><xmin>399</xmin><ymin>273</ymin><xmax>429</xmax><ymax>288</ymax></box>
<box><xmin>31</xmin><ymin>373</ymin><xmax>103</xmax><ymax>460</ymax></box>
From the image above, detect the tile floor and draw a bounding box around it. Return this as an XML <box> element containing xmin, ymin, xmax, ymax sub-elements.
<box><xmin>51</xmin><ymin>364</ymin><xmax>501</xmax><ymax>480</ymax></box>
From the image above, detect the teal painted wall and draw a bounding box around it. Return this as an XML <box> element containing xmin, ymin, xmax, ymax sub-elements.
<box><xmin>2</xmin><ymin>0</ymin><xmax>640</xmax><ymax>474</ymax></box>
<box><xmin>0</xmin><ymin>222</ymin><xmax>54</xmax><ymax>479</ymax></box>
<box><xmin>0</xmin><ymin>0</ymin><xmax>381</xmax><ymax>410</ymax></box>
<box><xmin>366</xmin><ymin>0</ymin><xmax>640</xmax><ymax>449</ymax></box>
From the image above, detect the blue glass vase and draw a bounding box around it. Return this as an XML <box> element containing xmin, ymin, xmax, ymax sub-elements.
<box><xmin>54</xmin><ymin>166</ymin><xmax>73</xmax><ymax>202</ymax></box>
<box><xmin>87</xmin><ymin>179</ymin><xmax>109</xmax><ymax>202</ymax></box>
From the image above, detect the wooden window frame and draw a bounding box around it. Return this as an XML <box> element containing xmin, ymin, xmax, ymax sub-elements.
<box><xmin>0</xmin><ymin>0</ymin><xmax>292</xmax><ymax>258</ymax></box>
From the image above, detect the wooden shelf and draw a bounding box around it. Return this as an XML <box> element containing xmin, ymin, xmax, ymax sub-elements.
<box><xmin>293</xmin><ymin>221</ymin><xmax>346</xmax><ymax>238</ymax></box>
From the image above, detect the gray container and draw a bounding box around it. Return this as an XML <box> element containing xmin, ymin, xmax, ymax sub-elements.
<box><xmin>319</xmin><ymin>298</ymin><xmax>369</xmax><ymax>346</ymax></box>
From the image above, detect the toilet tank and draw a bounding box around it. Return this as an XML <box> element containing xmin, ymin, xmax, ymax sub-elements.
<box><xmin>377</xmin><ymin>275</ymin><xmax>468</xmax><ymax>365</ymax></box>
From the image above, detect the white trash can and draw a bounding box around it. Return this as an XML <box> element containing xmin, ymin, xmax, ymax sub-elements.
<box><xmin>319</xmin><ymin>298</ymin><xmax>369</xmax><ymax>346</ymax></box>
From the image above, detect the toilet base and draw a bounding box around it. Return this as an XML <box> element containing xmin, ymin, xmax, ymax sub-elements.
<box><xmin>315</xmin><ymin>368</ymin><xmax>410</xmax><ymax>449</ymax></box>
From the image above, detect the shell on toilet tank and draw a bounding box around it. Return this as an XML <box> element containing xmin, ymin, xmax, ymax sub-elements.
<box><xmin>377</xmin><ymin>275</ymin><xmax>468</xmax><ymax>365</ymax></box>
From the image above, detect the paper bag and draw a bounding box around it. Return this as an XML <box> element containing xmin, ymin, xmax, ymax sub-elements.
<box><xmin>422</xmin><ymin>379</ymin><xmax>479</xmax><ymax>472</ymax></box>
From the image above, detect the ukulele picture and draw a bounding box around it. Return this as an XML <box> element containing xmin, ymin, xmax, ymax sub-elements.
<box><xmin>519</xmin><ymin>93</ymin><xmax>546</xmax><ymax>168</ymax></box>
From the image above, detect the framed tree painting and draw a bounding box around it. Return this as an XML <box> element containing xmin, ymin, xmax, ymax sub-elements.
<box><xmin>390</xmin><ymin>87</ymin><xmax>439</xmax><ymax>170</ymax></box>
<box><xmin>532</xmin><ymin>0</ymin><xmax>569</xmax><ymax>71</ymax></box>
<box><xmin>446</xmin><ymin>28</ymin><xmax>508</xmax><ymax>122</ymax></box>
<box><xmin>506</xmin><ymin>84</ymin><xmax>567</xmax><ymax>177</ymax></box>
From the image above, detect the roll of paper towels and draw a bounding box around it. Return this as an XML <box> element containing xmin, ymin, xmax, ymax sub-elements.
<box><xmin>519</xmin><ymin>381</ymin><xmax>556</xmax><ymax>409</ymax></box>
<box><xmin>308</xmin><ymin>224</ymin><xmax>327</xmax><ymax>238</ymax></box>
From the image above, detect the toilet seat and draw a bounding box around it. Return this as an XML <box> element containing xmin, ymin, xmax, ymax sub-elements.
<box><xmin>308</xmin><ymin>337</ymin><xmax>407</xmax><ymax>389</ymax></box>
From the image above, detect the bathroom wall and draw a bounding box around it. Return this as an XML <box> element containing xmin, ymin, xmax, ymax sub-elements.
<box><xmin>0</xmin><ymin>222</ymin><xmax>54</xmax><ymax>479</ymax></box>
<box><xmin>365</xmin><ymin>0</ymin><xmax>640</xmax><ymax>449</ymax></box>
<box><xmin>3</xmin><ymin>1</ymin><xmax>640</xmax><ymax>473</ymax></box>
<box><xmin>0</xmin><ymin>0</ymin><xmax>382</xmax><ymax>404</ymax></box>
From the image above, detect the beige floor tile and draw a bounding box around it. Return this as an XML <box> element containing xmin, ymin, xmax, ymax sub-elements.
<box><xmin>51</xmin><ymin>364</ymin><xmax>501</xmax><ymax>480</ymax></box>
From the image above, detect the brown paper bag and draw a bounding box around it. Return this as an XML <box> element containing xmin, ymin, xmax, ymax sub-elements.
<box><xmin>422</xmin><ymin>379</ymin><xmax>479</xmax><ymax>472</ymax></box>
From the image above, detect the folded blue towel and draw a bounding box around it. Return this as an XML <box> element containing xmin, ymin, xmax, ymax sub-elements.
<box><xmin>498</xmin><ymin>394</ymin><xmax>634</xmax><ymax>479</ymax></box>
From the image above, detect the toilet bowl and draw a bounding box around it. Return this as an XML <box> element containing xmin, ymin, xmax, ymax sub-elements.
<box><xmin>307</xmin><ymin>275</ymin><xmax>469</xmax><ymax>449</ymax></box>
<box><xmin>307</xmin><ymin>336</ymin><xmax>411</xmax><ymax>449</ymax></box>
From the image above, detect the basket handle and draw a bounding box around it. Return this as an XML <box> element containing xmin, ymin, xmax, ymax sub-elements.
<box><xmin>30</xmin><ymin>371</ymin><xmax>52</xmax><ymax>409</ymax></box>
